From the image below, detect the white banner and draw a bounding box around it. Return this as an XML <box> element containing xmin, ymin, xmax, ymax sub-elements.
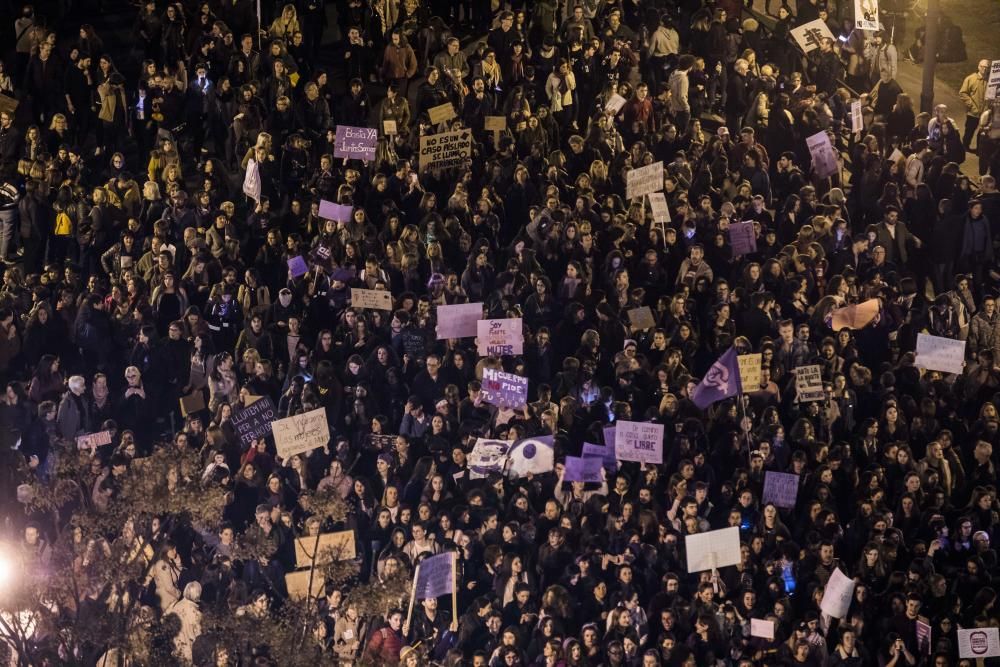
<box><xmin>851</xmin><ymin>100</ymin><xmax>863</xmax><ymax>134</ymax></box>
<box><xmin>915</xmin><ymin>333</ymin><xmax>966</xmax><ymax>375</ymax></box>
<box><xmin>988</xmin><ymin>60</ymin><xmax>1000</xmax><ymax>101</ymax></box>
<box><xmin>750</xmin><ymin>619</ymin><xmax>775</xmax><ymax>640</ymax></box>
<box><xmin>806</xmin><ymin>131</ymin><xmax>839</xmax><ymax>179</ymax></box>
<box><xmin>626</xmin><ymin>161</ymin><xmax>664</xmax><ymax>200</ymax></box>
<box><xmin>648</xmin><ymin>192</ymin><xmax>670</xmax><ymax>223</ymax></box>
<box><xmin>419</xmin><ymin>129</ymin><xmax>473</xmax><ymax>171</ymax></box>
<box><xmin>958</xmin><ymin>627</ymin><xmax>1000</xmax><ymax>659</ymax></box>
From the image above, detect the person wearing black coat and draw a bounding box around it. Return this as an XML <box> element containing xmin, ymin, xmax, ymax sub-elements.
<box><xmin>930</xmin><ymin>198</ymin><xmax>963</xmax><ymax>294</ymax></box>
<box><xmin>17</xmin><ymin>180</ymin><xmax>51</xmax><ymax>275</ymax></box>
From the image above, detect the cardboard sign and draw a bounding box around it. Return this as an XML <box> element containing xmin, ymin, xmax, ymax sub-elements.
<box><xmin>806</xmin><ymin>130</ymin><xmax>839</xmax><ymax>179</ymax></box>
<box><xmin>419</xmin><ymin>128</ymin><xmax>473</xmax><ymax>171</ymax></box>
<box><xmin>383</xmin><ymin>119</ymin><xmax>398</xmax><ymax>135</ymax></box>
<box><xmin>795</xmin><ymin>365</ymin><xmax>825</xmax><ymax>402</ymax></box>
<box><xmin>318</xmin><ymin>199</ymin><xmax>353</xmax><ymax>221</ymax></box>
<box><xmin>77</xmin><ymin>431</ymin><xmax>112</xmax><ymax>449</ymax></box>
<box><xmin>790</xmin><ymin>19</ymin><xmax>836</xmax><ymax>53</ymax></box>
<box><xmin>614</xmin><ymin>420</ymin><xmax>665</xmax><ymax>465</ymax></box>
<box><xmin>428</xmin><ymin>102</ymin><xmax>457</xmax><ymax>125</ymax></box>
<box><xmin>333</xmin><ymin>125</ymin><xmax>377</xmax><ymax>161</ymax></box>
<box><xmin>564</xmin><ymin>456</ymin><xmax>603</xmax><ymax>483</ymax></box>
<box><xmin>582</xmin><ymin>442</ymin><xmax>618</xmax><ymax>472</ymax></box>
<box><xmin>0</xmin><ymin>94</ymin><xmax>19</xmax><ymax>115</ymax></box>
<box><xmin>728</xmin><ymin>221</ymin><xmax>756</xmax><ymax>255</ymax></box>
<box><xmin>436</xmin><ymin>302</ymin><xmax>483</xmax><ymax>339</ymax></box>
<box><xmin>481</xmin><ymin>368</ymin><xmax>529</xmax><ymax>408</ymax></box>
<box><xmin>737</xmin><ymin>353</ymin><xmax>762</xmax><ymax>389</ymax></box>
<box><xmin>959</xmin><ymin>628</ymin><xmax>1000</xmax><ymax>659</ymax></box>
<box><xmin>648</xmin><ymin>192</ymin><xmax>670</xmax><ymax>223</ymax></box>
<box><xmin>287</xmin><ymin>255</ymin><xmax>309</xmax><ymax>278</ymax></box>
<box><xmin>627</xmin><ymin>306</ymin><xmax>656</xmax><ymax>331</ymax></box>
<box><xmin>179</xmin><ymin>391</ymin><xmax>206</xmax><ymax>417</ymax></box>
<box><xmin>272</xmin><ymin>408</ymin><xmax>330</xmax><ymax>459</ymax></box>
<box><xmin>476</xmin><ymin>318</ymin><xmax>523</xmax><ymax>356</ymax></box>
<box><xmin>351</xmin><ymin>288</ymin><xmax>393</xmax><ymax>311</ymax></box>
<box><xmin>231</xmin><ymin>396</ymin><xmax>277</xmax><ymax>448</ymax></box>
<box><xmin>484</xmin><ymin>115</ymin><xmax>506</xmax><ymax>131</ymax></box>
<box><xmin>604</xmin><ymin>93</ymin><xmax>627</xmax><ymax>115</ymax></box>
<box><xmin>685</xmin><ymin>526</ymin><xmax>742</xmax><ymax>573</ymax></box>
<box><xmin>469</xmin><ymin>438</ymin><xmax>512</xmax><ymax>478</ymax></box>
<box><xmin>762</xmin><ymin>471</ymin><xmax>800</xmax><ymax>509</ymax></box>
<box><xmin>988</xmin><ymin>60</ymin><xmax>1000</xmax><ymax>100</ymax></box>
<box><xmin>626</xmin><ymin>161</ymin><xmax>664</xmax><ymax>200</ymax></box>
<box><xmin>285</xmin><ymin>569</ymin><xmax>326</xmax><ymax>600</ymax></box>
<box><xmin>414</xmin><ymin>552</ymin><xmax>456</xmax><ymax>599</ymax></box>
<box><xmin>750</xmin><ymin>619</ymin><xmax>775</xmax><ymax>640</ymax></box>
<box><xmin>829</xmin><ymin>299</ymin><xmax>879</xmax><ymax>330</ymax></box>
<box><xmin>851</xmin><ymin>100</ymin><xmax>863</xmax><ymax>134</ymax></box>
<box><xmin>915</xmin><ymin>333</ymin><xmax>966</xmax><ymax>375</ymax></box>
<box><xmin>854</xmin><ymin>0</ymin><xmax>880</xmax><ymax>30</ymax></box>
<box><xmin>820</xmin><ymin>567</ymin><xmax>855</xmax><ymax>618</ymax></box>
<box><xmin>294</xmin><ymin>531</ymin><xmax>357</xmax><ymax>568</ymax></box>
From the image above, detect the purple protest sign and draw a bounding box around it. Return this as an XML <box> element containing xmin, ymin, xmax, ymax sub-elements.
<box><xmin>603</xmin><ymin>426</ymin><xmax>615</xmax><ymax>448</ymax></box>
<box><xmin>481</xmin><ymin>368</ymin><xmax>529</xmax><ymax>408</ymax></box>
<box><xmin>318</xmin><ymin>199</ymin><xmax>354</xmax><ymax>221</ymax></box>
<box><xmin>728</xmin><ymin>221</ymin><xmax>757</xmax><ymax>255</ymax></box>
<box><xmin>333</xmin><ymin>125</ymin><xmax>377</xmax><ymax>161</ymax></box>
<box><xmin>287</xmin><ymin>256</ymin><xmax>308</xmax><ymax>278</ymax></box>
<box><xmin>762</xmin><ymin>471</ymin><xmax>799</xmax><ymax>509</ymax></box>
<box><xmin>582</xmin><ymin>442</ymin><xmax>618</xmax><ymax>472</ymax></box>
<box><xmin>414</xmin><ymin>552</ymin><xmax>455</xmax><ymax>599</ymax></box>
<box><xmin>564</xmin><ymin>456</ymin><xmax>604</xmax><ymax>483</ymax></box>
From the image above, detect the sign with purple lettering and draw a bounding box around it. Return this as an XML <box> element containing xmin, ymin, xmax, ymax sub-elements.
<box><xmin>476</xmin><ymin>318</ymin><xmax>523</xmax><ymax>357</ymax></box>
<box><xmin>481</xmin><ymin>368</ymin><xmax>529</xmax><ymax>409</ymax></box>
<box><xmin>287</xmin><ymin>255</ymin><xmax>309</xmax><ymax>278</ymax></box>
<box><xmin>333</xmin><ymin>126</ymin><xmax>377</xmax><ymax>161</ymax></box>
<box><xmin>414</xmin><ymin>551</ymin><xmax>456</xmax><ymax>599</ymax></box>
<box><xmin>582</xmin><ymin>442</ymin><xmax>618</xmax><ymax>472</ymax></box>
<box><xmin>762</xmin><ymin>471</ymin><xmax>800</xmax><ymax>509</ymax></box>
<box><xmin>614</xmin><ymin>420</ymin><xmax>664</xmax><ymax>464</ymax></box>
<box><xmin>728</xmin><ymin>221</ymin><xmax>757</xmax><ymax>255</ymax></box>
<box><xmin>564</xmin><ymin>456</ymin><xmax>603</xmax><ymax>483</ymax></box>
<box><xmin>318</xmin><ymin>199</ymin><xmax>354</xmax><ymax>222</ymax></box>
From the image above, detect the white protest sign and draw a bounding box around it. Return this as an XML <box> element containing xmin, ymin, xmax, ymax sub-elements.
<box><xmin>854</xmin><ymin>0</ymin><xmax>880</xmax><ymax>30</ymax></box>
<box><xmin>648</xmin><ymin>192</ymin><xmax>670</xmax><ymax>223</ymax></box>
<box><xmin>294</xmin><ymin>531</ymin><xmax>357</xmax><ymax>568</ymax></box>
<box><xmin>915</xmin><ymin>333</ymin><xmax>966</xmax><ymax>374</ymax></box>
<box><xmin>988</xmin><ymin>60</ymin><xmax>1000</xmax><ymax>100</ymax></box>
<box><xmin>750</xmin><ymin>619</ymin><xmax>775</xmax><ymax>640</ymax></box>
<box><xmin>272</xmin><ymin>408</ymin><xmax>330</xmax><ymax>459</ymax></box>
<box><xmin>626</xmin><ymin>161</ymin><xmax>664</xmax><ymax>200</ymax></box>
<box><xmin>614</xmin><ymin>420</ymin><xmax>664</xmax><ymax>465</ymax></box>
<box><xmin>737</xmin><ymin>353</ymin><xmax>762</xmax><ymax>389</ymax></box>
<box><xmin>795</xmin><ymin>365</ymin><xmax>825</xmax><ymax>402</ymax></box>
<box><xmin>851</xmin><ymin>100</ymin><xmax>863</xmax><ymax>134</ymax></box>
<box><xmin>790</xmin><ymin>19</ymin><xmax>836</xmax><ymax>53</ymax></box>
<box><xmin>958</xmin><ymin>627</ymin><xmax>1000</xmax><ymax>659</ymax></box>
<box><xmin>820</xmin><ymin>567</ymin><xmax>856</xmax><ymax>618</ymax></box>
<box><xmin>351</xmin><ymin>288</ymin><xmax>393</xmax><ymax>311</ymax></box>
<box><xmin>242</xmin><ymin>158</ymin><xmax>261</xmax><ymax>201</ymax></box>
<box><xmin>477</xmin><ymin>318</ymin><xmax>524</xmax><ymax>356</ymax></box>
<box><xmin>76</xmin><ymin>431</ymin><xmax>113</xmax><ymax>449</ymax></box>
<box><xmin>469</xmin><ymin>438</ymin><xmax>512</xmax><ymax>478</ymax></box>
<box><xmin>806</xmin><ymin>130</ymin><xmax>839</xmax><ymax>179</ymax></box>
<box><xmin>436</xmin><ymin>302</ymin><xmax>483</xmax><ymax>339</ymax></box>
<box><xmin>427</xmin><ymin>102</ymin><xmax>457</xmax><ymax>125</ymax></box>
<box><xmin>604</xmin><ymin>93</ymin><xmax>627</xmax><ymax>115</ymax></box>
<box><xmin>889</xmin><ymin>147</ymin><xmax>905</xmax><ymax>163</ymax></box>
<box><xmin>685</xmin><ymin>526</ymin><xmax>742</xmax><ymax>573</ymax></box>
<box><xmin>419</xmin><ymin>128</ymin><xmax>473</xmax><ymax>171</ymax></box>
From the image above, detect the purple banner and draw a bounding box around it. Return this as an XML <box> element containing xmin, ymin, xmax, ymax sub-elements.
<box><xmin>564</xmin><ymin>456</ymin><xmax>603</xmax><ymax>483</ymax></box>
<box><xmin>318</xmin><ymin>199</ymin><xmax>354</xmax><ymax>221</ymax></box>
<box><xmin>728</xmin><ymin>221</ymin><xmax>757</xmax><ymax>255</ymax></box>
<box><xmin>414</xmin><ymin>552</ymin><xmax>455</xmax><ymax>599</ymax></box>
<box><xmin>762</xmin><ymin>471</ymin><xmax>799</xmax><ymax>509</ymax></box>
<box><xmin>582</xmin><ymin>442</ymin><xmax>617</xmax><ymax>472</ymax></box>
<box><xmin>287</xmin><ymin>256</ymin><xmax>308</xmax><ymax>278</ymax></box>
<box><xmin>333</xmin><ymin>125</ymin><xmax>377</xmax><ymax>161</ymax></box>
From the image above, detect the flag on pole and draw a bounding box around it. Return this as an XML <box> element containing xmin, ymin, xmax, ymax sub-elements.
<box><xmin>414</xmin><ymin>552</ymin><xmax>456</xmax><ymax>599</ymax></box>
<box><xmin>691</xmin><ymin>347</ymin><xmax>742</xmax><ymax>409</ymax></box>
<box><xmin>506</xmin><ymin>435</ymin><xmax>554</xmax><ymax>478</ymax></box>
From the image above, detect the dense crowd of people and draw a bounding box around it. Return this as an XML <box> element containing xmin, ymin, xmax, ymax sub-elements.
<box><xmin>1</xmin><ymin>0</ymin><xmax>1000</xmax><ymax>664</ymax></box>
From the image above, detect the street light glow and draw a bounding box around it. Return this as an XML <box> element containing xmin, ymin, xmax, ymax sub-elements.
<box><xmin>0</xmin><ymin>554</ymin><xmax>11</xmax><ymax>589</ymax></box>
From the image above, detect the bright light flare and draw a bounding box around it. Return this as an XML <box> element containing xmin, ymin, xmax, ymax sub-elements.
<box><xmin>0</xmin><ymin>554</ymin><xmax>11</xmax><ymax>588</ymax></box>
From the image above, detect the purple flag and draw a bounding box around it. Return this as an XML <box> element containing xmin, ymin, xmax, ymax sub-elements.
<box><xmin>414</xmin><ymin>552</ymin><xmax>455</xmax><ymax>599</ymax></box>
<box><xmin>564</xmin><ymin>456</ymin><xmax>603</xmax><ymax>483</ymax></box>
<box><xmin>691</xmin><ymin>347</ymin><xmax>742</xmax><ymax>409</ymax></box>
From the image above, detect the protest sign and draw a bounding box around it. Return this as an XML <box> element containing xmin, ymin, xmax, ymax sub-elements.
<box><xmin>77</xmin><ymin>431</ymin><xmax>112</xmax><ymax>449</ymax></box>
<box><xmin>318</xmin><ymin>199</ymin><xmax>353</xmax><ymax>221</ymax></box>
<box><xmin>231</xmin><ymin>396</ymin><xmax>277</xmax><ymax>448</ymax></box>
<box><xmin>333</xmin><ymin>125</ymin><xmax>377</xmax><ymax>161</ymax></box>
<box><xmin>763</xmin><ymin>471</ymin><xmax>800</xmax><ymax>509</ymax></box>
<box><xmin>477</xmin><ymin>318</ymin><xmax>523</xmax><ymax>356</ymax></box>
<box><xmin>915</xmin><ymin>333</ymin><xmax>966</xmax><ymax>374</ymax></box>
<box><xmin>648</xmin><ymin>191</ymin><xmax>670</xmax><ymax>223</ymax></box>
<box><xmin>854</xmin><ymin>0</ymin><xmax>880</xmax><ymax>30</ymax></box>
<box><xmin>436</xmin><ymin>302</ymin><xmax>483</xmax><ymax>339</ymax></box>
<box><xmin>272</xmin><ymin>408</ymin><xmax>330</xmax><ymax>459</ymax></box>
<box><xmin>242</xmin><ymin>158</ymin><xmax>261</xmax><ymax>201</ymax></box>
<box><xmin>795</xmin><ymin>365</ymin><xmax>825</xmax><ymax>402</ymax></box>
<box><xmin>582</xmin><ymin>442</ymin><xmax>618</xmax><ymax>472</ymax></box>
<box><xmin>351</xmin><ymin>288</ymin><xmax>393</xmax><ymax>311</ymax></box>
<box><xmin>507</xmin><ymin>436</ymin><xmax>554</xmax><ymax>478</ymax></box>
<box><xmin>428</xmin><ymin>102</ymin><xmax>457</xmax><ymax>125</ymax></box>
<box><xmin>481</xmin><ymin>368</ymin><xmax>529</xmax><ymax>408</ymax></box>
<box><xmin>790</xmin><ymin>19</ymin><xmax>836</xmax><ymax>53</ymax></box>
<box><xmin>737</xmin><ymin>353</ymin><xmax>762</xmax><ymax>390</ymax></box>
<box><xmin>484</xmin><ymin>115</ymin><xmax>506</xmax><ymax>131</ymax></box>
<box><xmin>626</xmin><ymin>161</ymin><xmax>664</xmax><ymax>200</ymax></box>
<box><xmin>285</xmin><ymin>569</ymin><xmax>326</xmax><ymax>600</ymax></box>
<box><xmin>829</xmin><ymin>299</ymin><xmax>879</xmax><ymax>330</ymax></box>
<box><xmin>806</xmin><ymin>131</ymin><xmax>839</xmax><ymax>179</ymax></box>
<box><xmin>294</xmin><ymin>531</ymin><xmax>357</xmax><ymax>568</ymax></box>
<box><xmin>179</xmin><ymin>391</ymin><xmax>206</xmax><ymax>416</ymax></box>
<box><xmin>958</xmin><ymin>628</ymin><xmax>1000</xmax><ymax>658</ymax></box>
<box><xmin>820</xmin><ymin>568</ymin><xmax>855</xmax><ymax>618</ymax></box>
<box><xmin>603</xmin><ymin>425</ymin><xmax>616</xmax><ymax>447</ymax></box>
<box><xmin>419</xmin><ymin>128</ymin><xmax>473</xmax><ymax>171</ymax></box>
<box><xmin>988</xmin><ymin>60</ymin><xmax>1000</xmax><ymax>100</ymax></box>
<box><xmin>564</xmin><ymin>456</ymin><xmax>603</xmax><ymax>483</ymax></box>
<box><xmin>685</xmin><ymin>526</ymin><xmax>742</xmax><ymax>573</ymax></box>
<box><xmin>604</xmin><ymin>93</ymin><xmax>627</xmax><ymax>114</ymax></box>
<box><xmin>469</xmin><ymin>439</ymin><xmax>512</xmax><ymax>478</ymax></box>
<box><xmin>728</xmin><ymin>221</ymin><xmax>757</xmax><ymax>255</ymax></box>
<box><xmin>366</xmin><ymin>433</ymin><xmax>397</xmax><ymax>451</ymax></box>
<box><xmin>916</xmin><ymin>619</ymin><xmax>932</xmax><ymax>655</ymax></box>
<box><xmin>889</xmin><ymin>147</ymin><xmax>905</xmax><ymax>163</ymax></box>
<box><xmin>750</xmin><ymin>619</ymin><xmax>775</xmax><ymax>640</ymax></box>
<box><xmin>309</xmin><ymin>242</ymin><xmax>335</xmax><ymax>270</ymax></box>
<box><xmin>627</xmin><ymin>306</ymin><xmax>656</xmax><ymax>331</ymax></box>
<box><xmin>383</xmin><ymin>119</ymin><xmax>398</xmax><ymax>135</ymax></box>
<box><xmin>614</xmin><ymin>420</ymin><xmax>665</xmax><ymax>465</ymax></box>
<box><xmin>851</xmin><ymin>100</ymin><xmax>863</xmax><ymax>134</ymax></box>
<box><xmin>414</xmin><ymin>552</ymin><xmax>456</xmax><ymax>599</ymax></box>
<box><xmin>0</xmin><ymin>94</ymin><xmax>19</xmax><ymax>116</ymax></box>
<box><xmin>287</xmin><ymin>255</ymin><xmax>309</xmax><ymax>278</ymax></box>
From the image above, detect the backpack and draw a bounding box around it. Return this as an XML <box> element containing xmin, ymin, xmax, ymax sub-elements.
<box><xmin>54</xmin><ymin>211</ymin><xmax>73</xmax><ymax>236</ymax></box>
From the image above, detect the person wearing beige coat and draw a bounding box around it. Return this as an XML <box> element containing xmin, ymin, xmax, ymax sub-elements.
<box><xmin>959</xmin><ymin>60</ymin><xmax>990</xmax><ymax>150</ymax></box>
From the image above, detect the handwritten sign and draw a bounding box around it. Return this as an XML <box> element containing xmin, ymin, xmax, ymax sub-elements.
<box><xmin>851</xmin><ymin>100</ymin><xmax>863</xmax><ymax>134</ymax></box>
<box><xmin>582</xmin><ymin>442</ymin><xmax>618</xmax><ymax>472</ymax></box>
<box><xmin>383</xmin><ymin>119</ymin><xmax>398</xmax><ymax>135</ymax></box>
<box><xmin>419</xmin><ymin>128</ymin><xmax>473</xmax><ymax>171</ymax></box>
<box><xmin>77</xmin><ymin>431</ymin><xmax>112</xmax><ymax>449</ymax></box>
<box><xmin>737</xmin><ymin>353</ymin><xmax>762</xmax><ymax>389</ymax></box>
<box><xmin>959</xmin><ymin>628</ymin><xmax>1000</xmax><ymax>658</ymax></box>
<box><xmin>795</xmin><ymin>365</ymin><xmax>825</xmax><ymax>402</ymax></box>
<box><xmin>750</xmin><ymin>619</ymin><xmax>775</xmax><ymax>640</ymax></box>
<box><xmin>614</xmin><ymin>420</ymin><xmax>664</xmax><ymax>465</ymax></box>
<box><xmin>231</xmin><ymin>396</ymin><xmax>277</xmax><ymax>448</ymax></box>
<box><xmin>915</xmin><ymin>333</ymin><xmax>966</xmax><ymax>375</ymax></box>
<box><xmin>477</xmin><ymin>318</ymin><xmax>523</xmax><ymax>357</ymax></box>
<box><xmin>242</xmin><ymin>158</ymin><xmax>261</xmax><ymax>202</ymax></box>
<box><xmin>564</xmin><ymin>456</ymin><xmax>603</xmax><ymax>483</ymax></box>
<box><xmin>829</xmin><ymin>299</ymin><xmax>879</xmax><ymax>330</ymax></box>
<box><xmin>272</xmin><ymin>408</ymin><xmax>330</xmax><ymax>459</ymax></box>
<box><xmin>287</xmin><ymin>255</ymin><xmax>309</xmax><ymax>278</ymax></box>
<box><xmin>366</xmin><ymin>433</ymin><xmax>397</xmax><ymax>451</ymax></box>
<box><xmin>481</xmin><ymin>368</ymin><xmax>529</xmax><ymax>409</ymax></box>
<box><xmin>648</xmin><ymin>192</ymin><xmax>670</xmax><ymax>223</ymax></box>
<box><xmin>728</xmin><ymin>221</ymin><xmax>757</xmax><ymax>255</ymax></box>
<box><xmin>294</xmin><ymin>531</ymin><xmax>357</xmax><ymax>568</ymax></box>
<box><xmin>790</xmin><ymin>19</ymin><xmax>836</xmax><ymax>53</ymax></box>
<box><xmin>854</xmin><ymin>0</ymin><xmax>880</xmax><ymax>30</ymax></box>
<box><xmin>685</xmin><ymin>526</ymin><xmax>741</xmax><ymax>573</ymax></box>
<box><xmin>820</xmin><ymin>567</ymin><xmax>855</xmax><ymax>618</ymax></box>
<box><xmin>806</xmin><ymin>130</ymin><xmax>839</xmax><ymax>179</ymax></box>
<box><xmin>627</xmin><ymin>306</ymin><xmax>656</xmax><ymax>330</ymax></box>
<box><xmin>333</xmin><ymin>125</ymin><xmax>377</xmax><ymax>161</ymax></box>
<box><xmin>351</xmin><ymin>288</ymin><xmax>393</xmax><ymax>311</ymax></box>
<box><xmin>0</xmin><ymin>94</ymin><xmax>19</xmax><ymax>116</ymax></box>
<box><xmin>604</xmin><ymin>93</ymin><xmax>627</xmax><ymax>115</ymax></box>
<box><xmin>285</xmin><ymin>569</ymin><xmax>326</xmax><ymax>600</ymax></box>
<box><xmin>988</xmin><ymin>60</ymin><xmax>1000</xmax><ymax>100</ymax></box>
<box><xmin>427</xmin><ymin>102</ymin><xmax>457</xmax><ymax>125</ymax></box>
<box><xmin>762</xmin><ymin>471</ymin><xmax>800</xmax><ymax>509</ymax></box>
<box><xmin>626</xmin><ymin>161</ymin><xmax>664</xmax><ymax>200</ymax></box>
<box><xmin>436</xmin><ymin>302</ymin><xmax>483</xmax><ymax>339</ymax></box>
<box><xmin>318</xmin><ymin>199</ymin><xmax>353</xmax><ymax>221</ymax></box>
<box><xmin>484</xmin><ymin>115</ymin><xmax>506</xmax><ymax>131</ymax></box>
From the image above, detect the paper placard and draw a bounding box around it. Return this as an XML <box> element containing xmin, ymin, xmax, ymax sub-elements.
<box><xmin>750</xmin><ymin>619</ymin><xmax>775</xmax><ymax>640</ymax></box>
<box><xmin>988</xmin><ymin>60</ymin><xmax>1000</xmax><ymax>100</ymax></box>
<box><xmin>648</xmin><ymin>192</ymin><xmax>670</xmax><ymax>223</ymax></box>
<box><xmin>351</xmin><ymin>288</ymin><xmax>393</xmax><ymax>311</ymax></box>
<box><xmin>484</xmin><ymin>115</ymin><xmax>506</xmax><ymax>131</ymax></box>
<box><xmin>806</xmin><ymin>130</ymin><xmax>839</xmax><ymax>179</ymax></box>
<box><xmin>604</xmin><ymin>93</ymin><xmax>627</xmax><ymax>115</ymax></box>
<box><xmin>476</xmin><ymin>318</ymin><xmax>524</xmax><ymax>356</ymax></box>
<box><xmin>179</xmin><ymin>391</ymin><xmax>207</xmax><ymax>417</ymax></box>
<box><xmin>272</xmin><ymin>408</ymin><xmax>330</xmax><ymax>459</ymax></box>
<box><xmin>366</xmin><ymin>433</ymin><xmax>397</xmax><ymax>451</ymax></box>
<box><xmin>428</xmin><ymin>102</ymin><xmax>457</xmax><ymax>125</ymax></box>
<box><xmin>419</xmin><ymin>128</ymin><xmax>473</xmax><ymax>171</ymax></box>
<box><xmin>287</xmin><ymin>255</ymin><xmax>309</xmax><ymax>278</ymax></box>
<box><xmin>889</xmin><ymin>147</ymin><xmax>905</xmax><ymax>163</ymax></box>
<box><xmin>790</xmin><ymin>19</ymin><xmax>836</xmax><ymax>53</ymax></box>
<box><xmin>915</xmin><ymin>333</ymin><xmax>966</xmax><ymax>375</ymax></box>
<box><xmin>285</xmin><ymin>569</ymin><xmax>326</xmax><ymax>600</ymax></box>
<box><xmin>294</xmin><ymin>531</ymin><xmax>357</xmax><ymax>568</ymax></box>
<box><xmin>414</xmin><ymin>552</ymin><xmax>456</xmax><ymax>599</ymax></box>
<box><xmin>318</xmin><ymin>199</ymin><xmax>353</xmax><ymax>221</ymax></box>
<box><xmin>820</xmin><ymin>567</ymin><xmax>855</xmax><ymax>618</ymax></box>
<box><xmin>626</xmin><ymin>161</ymin><xmax>664</xmax><ymax>200</ymax></box>
<box><xmin>685</xmin><ymin>526</ymin><xmax>742</xmax><ymax>573</ymax></box>
<box><xmin>564</xmin><ymin>456</ymin><xmax>603</xmax><ymax>483</ymax></box>
<box><xmin>916</xmin><ymin>619</ymin><xmax>932</xmax><ymax>655</ymax></box>
<box><xmin>231</xmin><ymin>396</ymin><xmax>277</xmax><ymax>448</ymax></box>
<box><xmin>614</xmin><ymin>420</ymin><xmax>665</xmax><ymax>465</ymax></box>
<box><xmin>851</xmin><ymin>100</ymin><xmax>863</xmax><ymax>134</ymax></box>
<box><xmin>958</xmin><ymin>628</ymin><xmax>1000</xmax><ymax>658</ymax></box>
<box><xmin>383</xmin><ymin>119</ymin><xmax>398</xmax><ymax>135</ymax></box>
<box><xmin>506</xmin><ymin>436</ymin><xmax>554</xmax><ymax>478</ymax></box>
<box><xmin>737</xmin><ymin>353</ymin><xmax>762</xmax><ymax>389</ymax></box>
<box><xmin>582</xmin><ymin>442</ymin><xmax>618</xmax><ymax>472</ymax></box>
<box><xmin>762</xmin><ymin>471</ymin><xmax>800</xmax><ymax>509</ymax></box>
<box><xmin>436</xmin><ymin>302</ymin><xmax>483</xmax><ymax>339</ymax></box>
<box><xmin>481</xmin><ymin>368</ymin><xmax>529</xmax><ymax>409</ymax></box>
<box><xmin>77</xmin><ymin>431</ymin><xmax>112</xmax><ymax>449</ymax></box>
<box><xmin>333</xmin><ymin>125</ymin><xmax>377</xmax><ymax>161</ymax></box>
<box><xmin>829</xmin><ymin>299</ymin><xmax>879</xmax><ymax>330</ymax></box>
<box><xmin>728</xmin><ymin>221</ymin><xmax>757</xmax><ymax>255</ymax></box>
<box><xmin>469</xmin><ymin>438</ymin><xmax>512</xmax><ymax>478</ymax></box>
<box><xmin>795</xmin><ymin>365</ymin><xmax>825</xmax><ymax>402</ymax></box>
<box><xmin>854</xmin><ymin>0</ymin><xmax>880</xmax><ymax>30</ymax></box>
<box><xmin>627</xmin><ymin>306</ymin><xmax>656</xmax><ymax>330</ymax></box>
